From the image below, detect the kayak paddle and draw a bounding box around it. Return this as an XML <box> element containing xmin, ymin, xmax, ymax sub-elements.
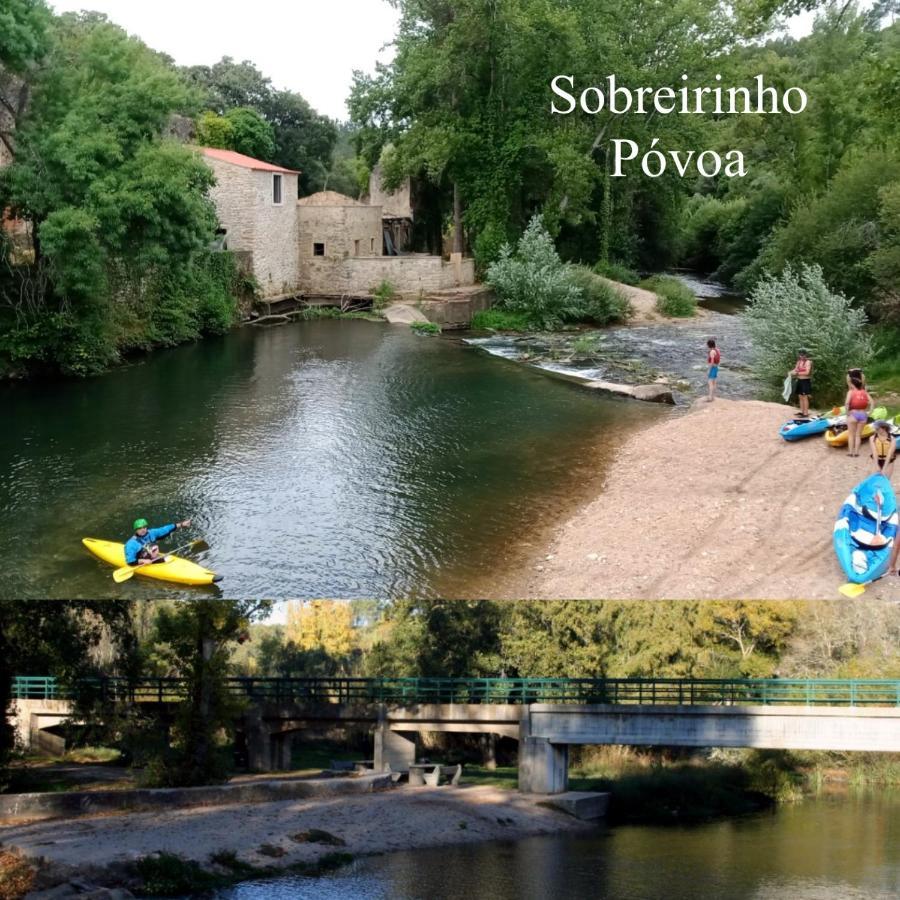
<box><xmin>112</xmin><ymin>539</ymin><xmax>210</xmax><ymax>583</ymax></box>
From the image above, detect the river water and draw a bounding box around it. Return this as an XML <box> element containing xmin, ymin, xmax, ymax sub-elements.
<box><xmin>2</xmin><ymin>319</ymin><xmax>664</xmax><ymax>598</ymax></box>
<box><xmin>213</xmin><ymin>793</ymin><xmax>900</xmax><ymax>899</ymax></box>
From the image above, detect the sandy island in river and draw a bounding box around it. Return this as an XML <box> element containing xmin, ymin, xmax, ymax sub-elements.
<box><xmin>504</xmin><ymin>398</ymin><xmax>899</xmax><ymax>600</ymax></box>
<box><xmin>0</xmin><ymin>784</ymin><xmax>589</xmax><ymax>886</ymax></box>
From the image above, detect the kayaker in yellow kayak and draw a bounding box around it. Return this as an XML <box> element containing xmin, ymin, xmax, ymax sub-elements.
<box><xmin>125</xmin><ymin>517</ymin><xmax>192</xmax><ymax>567</ymax></box>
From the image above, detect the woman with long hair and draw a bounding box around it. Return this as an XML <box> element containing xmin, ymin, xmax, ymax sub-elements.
<box><xmin>844</xmin><ymin>369</ymin><xmax>872</xmax><ymax>458</ymax></box>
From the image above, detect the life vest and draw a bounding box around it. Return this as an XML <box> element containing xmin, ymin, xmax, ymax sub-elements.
<box><xmin>848</xmin><ymin>388</ymin><xmax>869</xmax><ymax>411</ymax></box>
<box><xmin>708</xmin><ymin>348</ymin><xmax>721</xmax><ymax>365</ymax></box>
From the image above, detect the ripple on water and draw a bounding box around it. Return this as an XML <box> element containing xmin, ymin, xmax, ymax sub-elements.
<box><xmin>0</xmin><ymin>320</ymin><xmax>664</xmax><ymax>598</ymax></box>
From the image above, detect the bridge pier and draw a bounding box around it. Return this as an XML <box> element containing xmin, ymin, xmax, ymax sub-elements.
<box><xmin>244</xmin><ymin>710</ymin><xmax>294</xmax><ymax>772</ymax></box>
<box><xmin>518</xmin><ymin>711</ymin><xmax>569</xmax><ymax>794</ymax></box>
<box><xmin>374</xmin><ymin>707</ymin><xmax>417</xmax><ymax>772</ymax></box>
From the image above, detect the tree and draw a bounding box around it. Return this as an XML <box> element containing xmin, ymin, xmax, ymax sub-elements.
<box><xmin>285</xmin><ymin>600</ymin><xmax>355</xmax><ymax>658</ymax></box>
<box><xmin>0</xmin><ymin>12</ymin><xmax>232</xmax><ymax>375</ymax></box>
<box><xmin>142</xmin><ymin>600</ymin><xmax>271</xmax><ymax>786</ymax></box>
<box><xmin>349</xmin><ymin>0</ymin><xmax>803</xmax><ymax>271</ymax></box>
<box><xmin>0</xmin><ymin>0</ymin><xmax>51</xmax><ymax>160</ymax></box>
<box><xmin>744</xmin><ymin>263</ymin><xmax>873</xmax><ymax>403</ymax></box>
<box><xmin>0</xmin><ymin>600</ymin><xmax>135</xmax><ymax>791</ymax></box>
<box><xmin>486</xmin><ymin>215</ymin><xmax>584</xmax><ymax>329</ymax></box>
<box><xmin>183</xmin><ymin>57</ymin><xmax>338</xmax><ymax>193</ymax></box>
<box><xmin>196</xmin><ymin>107</ymin><xmax>276</xmax><ymax>161</ymax></box>
<box><xmin>366</xmin><ymin>601</ymin><xmax>503</xmax><ymax>677</ymax></box>
<box><xmin>696</xmin><ymin>602</ymin><xmax>800</xmax><ymax>677</ymax></box>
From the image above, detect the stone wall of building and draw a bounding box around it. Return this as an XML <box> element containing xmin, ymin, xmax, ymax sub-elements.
<box><xmin>205</xmin><ymin>156</ymin><xmax>300</xmax><ymax>299</ymax></box>
<box><xmin>297</xmin><ymin>203</ymin><xmax>383</xmax><ymax>261</ymax></box>
<box><xmin>205</xmin><ymin>156</ymin><xmax>258</xmax><ymax>253</ymax></box>
<box><xmin>251</xmin><ymin>170</ymin><xmax>300</xmax><ymax>298</ymax></box>
<box><xmin>302</xmin><ymin>255</ymin><xmax>476</xmax><ymax>296</ymax></box>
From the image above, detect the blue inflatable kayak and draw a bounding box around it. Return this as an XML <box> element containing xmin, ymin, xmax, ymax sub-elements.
<box><xmin>833</xmin><ymin>473</ymin><xmax>898</xmax><ymax>584</ymax></box>
<box><xmin>780</xmin><ymin>413</ymin><xmax>839</xmax><ymax>441</ymax></box>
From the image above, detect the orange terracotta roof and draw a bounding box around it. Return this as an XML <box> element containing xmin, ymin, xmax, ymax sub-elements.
<box><xmin>199</xmin><ymin>147</ymin><xmax>299</xmax><ymax>174</ymax></box>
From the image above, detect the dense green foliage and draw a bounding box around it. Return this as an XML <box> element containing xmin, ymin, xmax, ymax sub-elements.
<box><xmin>594</xmin><ymin>260</ymin><xmax>640</xmax><ymax>286</ymax></box>
<box><xmin>744</xmin><ymin>264</ymin><xmax>873</xmax><ymax>402</ymax></box>
<box><xmin>568</xmin><ymin>265</ymin><xmax>631</xmax><ymax>324</ymax></box>
<box><xmin>349</xmin><ymin>0</ymin><xmax>810</xmax><ymax>273</ymax></box>
<box><xmin>351</xmin><ymin>0</ymin><xmax>900</xmax><ymax>351</ymax></box>
<box><xmin>196</xmin><ymin>107</ymin><xmax>277</xmax><ymax>161</ymax></box>
<box><xmin>486</xmin><ymin>217</ymin><xmax>630</xmax><ymax>330</ymax></box>
<box><xmin>0</xmin><ymin>11</ymin><xmax>241</xmax><ymax>376</ymax></box>
<box><xmin>0</xmin><ymin>600</ymin><xmax>135</xmax><ymax>789</ymax></box>
<box><xmin>470</xmin><ymin>309</ymin><xmax>532</xmax><ymax>332</ymax></box>
<box><xmin>677</xmin><ymin>8</ymin><xmax>900</xmax><ymax>317</ymax></box>
<box><xmin>0</xmin><ymin>0</ymin><xmax>50</xmax><ymax>75</ymax></box>
<box><xmin>486</xmin><ymin>216</ymin><xmax>584</xmax><ymax>329</ymax></box>
<box><xmin>641</xmin><ymin>275</ymin><xmax>698</xmax><ymax>318</ymax></box>
<box><xmin>183</xmin><ymin>57</ymin><xmax>338</xmax><ymax>194</ymax></box>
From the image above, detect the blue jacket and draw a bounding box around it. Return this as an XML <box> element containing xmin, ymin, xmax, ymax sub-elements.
<box><xmin>124</xmin><ymin>524</ymin><xmax>177</xmax><ymax>564</ymax></box>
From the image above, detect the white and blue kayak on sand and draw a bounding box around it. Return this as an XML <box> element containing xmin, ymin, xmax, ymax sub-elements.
<box><xmin>779</xmin><ymin>412</ymin><xmax>840</xmax><ymax>442</ymax></box>
<box><xmin>833</xmin><ymin>473</ymin><xmax>898</xmax><ymax>585</ymax></box>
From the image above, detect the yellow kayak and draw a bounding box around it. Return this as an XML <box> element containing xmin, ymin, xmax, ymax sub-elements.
<box><xmin>824</xmin><ymin>407</ymin><xmax>888</xmax><ymax>448</ymax></box>
<box><xmin>82</xmin><ymin>538</ymin><xmax>222</xmax><ymax>586</ymax></box>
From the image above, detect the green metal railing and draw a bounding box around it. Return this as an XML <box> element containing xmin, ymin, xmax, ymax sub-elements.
<box><xmin>12</xmin><ymin>675</ymin><xmax>900</xmax><ymax>707</ymax></box>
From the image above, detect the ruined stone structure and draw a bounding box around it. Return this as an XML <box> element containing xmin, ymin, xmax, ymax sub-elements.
<box><xmin>199</xmin><ymin>147</ymin><xmax>476</xmax><ymax>302</ymax></box>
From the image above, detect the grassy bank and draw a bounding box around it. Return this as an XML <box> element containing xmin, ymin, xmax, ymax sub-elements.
<box><xmin>464</xmin><ymin>746</ymin><xmax>900</xmax><ymax>824</ymax></box>
<box><xmin>867</xmin><ymin>325</ymin><xmax>900</xmax><ymax>397</ymax></box>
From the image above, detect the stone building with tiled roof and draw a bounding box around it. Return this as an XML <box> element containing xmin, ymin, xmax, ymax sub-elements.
<box><xmin>199</xmin><ymin>147</ymin><xmax>475</xmax><ymax>301</ymax></box>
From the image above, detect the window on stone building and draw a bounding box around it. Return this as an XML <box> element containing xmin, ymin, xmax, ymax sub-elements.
<box><xmin>313</xmin><ymin>242</ymin><xmax>325</xmax><ymax>256</ymax></box>
<box><xmin>273</xmin><ymin>174</ymin><xmax>283</xmax><ymax>205</ymax></box>
<box><xmin>370</xmin><ymin>237</ymin><xmax>375</xmax><ymax>252</ymax></box>
<box><xmin>354</xmin><ymin>239</ymin><xmax>360</xmax><ymax>256</ymax></box>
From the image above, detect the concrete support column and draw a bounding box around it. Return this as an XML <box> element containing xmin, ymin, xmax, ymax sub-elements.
<box><xmin>373</xmin><ymin>705</ymin><xmax>417</xmax><ymax>772</ymax></box>
<box><xmin>518</xmin><ymin>706</ymin><xmax>568</xmax><ymax>794</ymax></box>
<box><xmin>518</xmin><ymin>737</ymin><xmax>569</xmax><ymax>794</ymax></box>
<box><xmin>244</xmin><ymin>709</ymin><xmax>276</xmax><ymax>772</ymax></box>
<box><xmin>272</xmin><ymin>731</ymin><xmax>293</xmax><ymax>770</ymax></box>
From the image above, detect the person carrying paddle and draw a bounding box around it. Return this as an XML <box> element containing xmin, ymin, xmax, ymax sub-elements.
<box><xmin>844</xmin><ymin>369</ymin><xmax>872</xmax><ymax>458</ymax></box>
<box><xmin>706</xmin><ymin>338</ymin><xmax>721</xmax><ymax>402</ymax></box>
<box><xmin>125</xmin><ymin>518</ymin><xmax>192</xmax><ymax>567</ymax></box>
<box><xmin>870</xmin><ymin>421</ymin><xmax>897</xmax><ymax>478</ymax></box>
<box><xmin>789</xmin><ymin>349</ymin><xmax>813</xmax><ymax>417</ymax></box>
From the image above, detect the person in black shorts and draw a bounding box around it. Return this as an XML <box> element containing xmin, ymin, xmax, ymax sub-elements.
<box><xmin>789</xmin><ymin>349</ymin><xmax>813</xmax><ymax>417</ymax></box>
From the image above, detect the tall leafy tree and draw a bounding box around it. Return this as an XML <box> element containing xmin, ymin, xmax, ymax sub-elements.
<box><xmin>0</xmin><ymin>0</ymin><xmax>51</xmax><ymax>160</ymax></box>
<box><xmin>183</xmin><ymin>57</ymin><xmax>338</xmax><ymax>193</ymax></box>
<box><xmin>1</xmin><ymin>12</ymin><xmax>229</xmax><ymax>375</ymax></box>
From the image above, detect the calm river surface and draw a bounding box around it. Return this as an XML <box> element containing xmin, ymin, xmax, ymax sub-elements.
<box><xmin>2</xmin><ymin>319</ymin><xmax>664</xmax><ymax>598</ymax></box>
<box><xmin>214</xmin><ymin>793</ymin><xmax>900</xmax><ymax>899</ymax></box>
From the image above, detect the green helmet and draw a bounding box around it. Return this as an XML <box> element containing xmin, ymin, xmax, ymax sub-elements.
<box><xmin>133</xmin><ymin>518</ymin><xmax>149</xmax><ymax>531</ymax></box>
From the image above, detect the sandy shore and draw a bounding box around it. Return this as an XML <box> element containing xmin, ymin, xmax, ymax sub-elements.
<box><xmin>508</xmin><ymin>398</ymin><xmax>899</xmax><ymax>600</ymax></box>
<box><xmin>0</xmin><ymin>784</ymin><xmax>589</xmax><ymax>884</ymax></box>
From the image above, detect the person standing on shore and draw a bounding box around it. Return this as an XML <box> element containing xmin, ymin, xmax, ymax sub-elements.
<box><xmin>706</xmin><ymin>339</ymin><xmax>721</xmax><ymax>402</ymax></box>
<box><xmin>844</xmin><ymin>369</ymin><xmax>872</xmax><ymax>458</ymax></box>
<box><xmin>789</xmin><ymin>350</ymin><xmax>813</xmax><ymax>417</ymax></box>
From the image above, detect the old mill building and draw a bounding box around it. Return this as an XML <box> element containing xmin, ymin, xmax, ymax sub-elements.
<box><xmin>199</xmin><ymin>147</ymin><xmax>476</xmax><ymax>302</ymax></box>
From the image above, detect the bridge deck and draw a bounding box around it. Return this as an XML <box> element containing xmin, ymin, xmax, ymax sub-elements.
<box><xmin>12</xmin><ymin>676</ymin><xmax>900</xmax><ymax>708</ymax></box>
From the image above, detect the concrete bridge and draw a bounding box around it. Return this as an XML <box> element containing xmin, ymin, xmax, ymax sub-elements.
<box><xmin>12</xmin><ymin>676</ymin><xmax>900</xmax><ymax>794</ymax></box>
